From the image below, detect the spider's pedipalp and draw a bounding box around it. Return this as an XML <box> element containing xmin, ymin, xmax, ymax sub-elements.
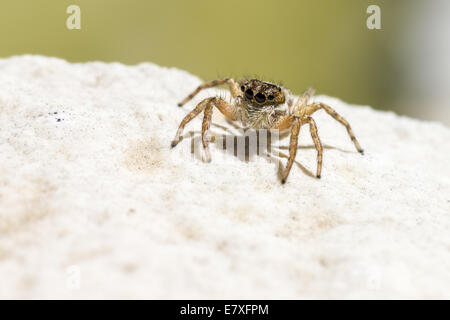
<box><xmin>270</xmin><ymin>114</ymin><xmax>294</xmax><ymax>131</ymax></box>
<box><xmin>177</xmin><ymin>78</ymin><xmax>240</xmax><ymax>107</ymax></box>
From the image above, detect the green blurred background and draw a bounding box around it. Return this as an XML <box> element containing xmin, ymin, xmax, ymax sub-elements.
<box><xmin>1</xmin><ymin>0</ymin><xmax>448</xmax><ymax>124</ymax></box>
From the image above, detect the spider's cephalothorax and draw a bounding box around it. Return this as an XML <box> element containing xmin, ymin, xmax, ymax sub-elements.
<box><xmin>172</xmin><ymin>77</ymin><xmax>364</xmax><ymax>184</ymax></box>
<box><xmin>239</xmin><ymin>79</ymin><xmax>285</xmax><ymax>106</ymax></box>
<box><xmin>238</xmin><ymin>79</ymin><xmax>287</xmax><ymax>129</ymax></box>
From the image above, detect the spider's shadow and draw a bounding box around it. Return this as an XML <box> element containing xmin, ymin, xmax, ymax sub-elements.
<box><xmin>179</xmin><ymin>121</ymin><xmax>353</xmax><ymax>180</ymax></box>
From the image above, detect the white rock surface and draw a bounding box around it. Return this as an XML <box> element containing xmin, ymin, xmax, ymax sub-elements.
<box><xmin>0</xmin><ymin>56</ymin><xmax>449</xmax><ymax>299</ymax></box>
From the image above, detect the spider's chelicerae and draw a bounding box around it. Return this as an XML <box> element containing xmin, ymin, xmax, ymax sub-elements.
<box><xmin>171</xmin><ymin>78</ymin><xmax>364</xmax><ymax>184</ymax></box>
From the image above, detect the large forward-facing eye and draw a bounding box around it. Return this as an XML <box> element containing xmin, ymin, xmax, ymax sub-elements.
<box><xmin>255</xmin><ymin>93</ymin><xmax>266</xmax><ymax>103</ymax></box>
<box><xmin>245</xmin><ymin>89</ymin><xmax>254</xmax><ymax>100</ymax></box>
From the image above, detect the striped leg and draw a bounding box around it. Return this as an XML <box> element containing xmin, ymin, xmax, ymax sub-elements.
<box><xmin>305</xmin><ymin>117</ymin><xmax>323</xmax><ymax>178</ymax></box>
<box><xmin>281</xmin><ymin>117</ymin><xmax>301</xmax><ymax>184</ymax></box>
<box><xmin>305</xmin><ymin>103</ymin><xmax>364</xmax><ymax>154</ymax></box>
<box><xmin>171</xmin><ymin>97</ymin><xmax>238</xmax><ymax>161</ymax></box>
<box><xmin>178</xmin><ymin>78</ymin><xmax>240</xmax><ymax>107</ymax></box>
<box><xmin>291</xmin><ymin>87</ymin><xmax>315</xmax><ymax>113</ymax></box>
<box><xmin>171</xmin><ymin>99</ymin><xmax>209</xmax><ymax>147</ymax></box>
<box><xmin>201</xmin><ymin>104</ymin><xmax>213</xmax><ymax>162</ymax></box>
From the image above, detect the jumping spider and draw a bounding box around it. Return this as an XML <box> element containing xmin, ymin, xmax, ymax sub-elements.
<box><xmin>171</xmin><ymin>78</ymin><xmax>364</xmax><ymax>183</ymax></box>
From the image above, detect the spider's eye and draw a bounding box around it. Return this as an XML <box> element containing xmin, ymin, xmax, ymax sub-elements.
<box><xmin>240</xmin><ymin>86</ymin><xmax>245</xmax><ymax>92</ymax></box>
<box><xmin>268</xmin><ymin>95</ymin><xmax>274</xmax><ymax>100</ymax></box>
<box><xmin>255</xmin><ymin>93</ymin><xmax>266</xmax><ymax>103</ymax></box>
<box><xmin>245</xmin><ymin>89</ymin><xmax>254</xmax><ymax>99</ymax></box>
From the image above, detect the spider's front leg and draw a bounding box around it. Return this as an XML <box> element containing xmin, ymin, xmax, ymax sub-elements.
<box><xmin>270</xmin><ymin>114</ymin><xmax>305</xmax><ymax>183</ymax></box>
<box><xmin>302</xmin><ymin>102</ymin><xmax>364</xmax><ymax>154</ymax></box>
<box><xmin>171</xmin><ymin>97</ymin><xmax>239</xmax><ymax>162</ymax></box>
<box><xmin>177</xmin><ymin>78</ymin><xmax>241</xmax><ymax>107</ymax></box>
<box><xmin>305</xmin><ymin>117</ymin><xmax>323</xmax><ymax>178</ymax></box>
<box><xmin>171</xmin><ymin>98</ymin><xmax>209</xmax><ymax>148</ymax></box>
<box><xmin>272</xmin><ymin>114</ymin><xmax>323</xmax><ymax>183</ymax></box>
<box><xmin>281</xmin><ymin>117</ymin><xmax>301</xmax><ymax>184</ymax></box>
<box><xmin>201</xmin><ymin>103</ymin><xmax>213</xmax><ymax>162</ymax></box>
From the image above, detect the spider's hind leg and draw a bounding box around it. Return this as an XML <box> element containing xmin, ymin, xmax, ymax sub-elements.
<box><xmin>178</xmin><ymin>78</ymin><xmax>240</xmax><ymax>107</ymax></box>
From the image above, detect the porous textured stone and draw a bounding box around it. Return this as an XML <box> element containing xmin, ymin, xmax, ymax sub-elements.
<box><xmin>0</xmin><ymin>56</ymin><xmax>449</xmax><ymax>299</ymax></box>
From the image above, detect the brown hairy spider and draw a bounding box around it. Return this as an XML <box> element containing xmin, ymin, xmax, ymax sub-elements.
<box><xmin>171</xmin><ymin>78</ymin><xmax>364</xmax><ymax>184</ymax></box>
